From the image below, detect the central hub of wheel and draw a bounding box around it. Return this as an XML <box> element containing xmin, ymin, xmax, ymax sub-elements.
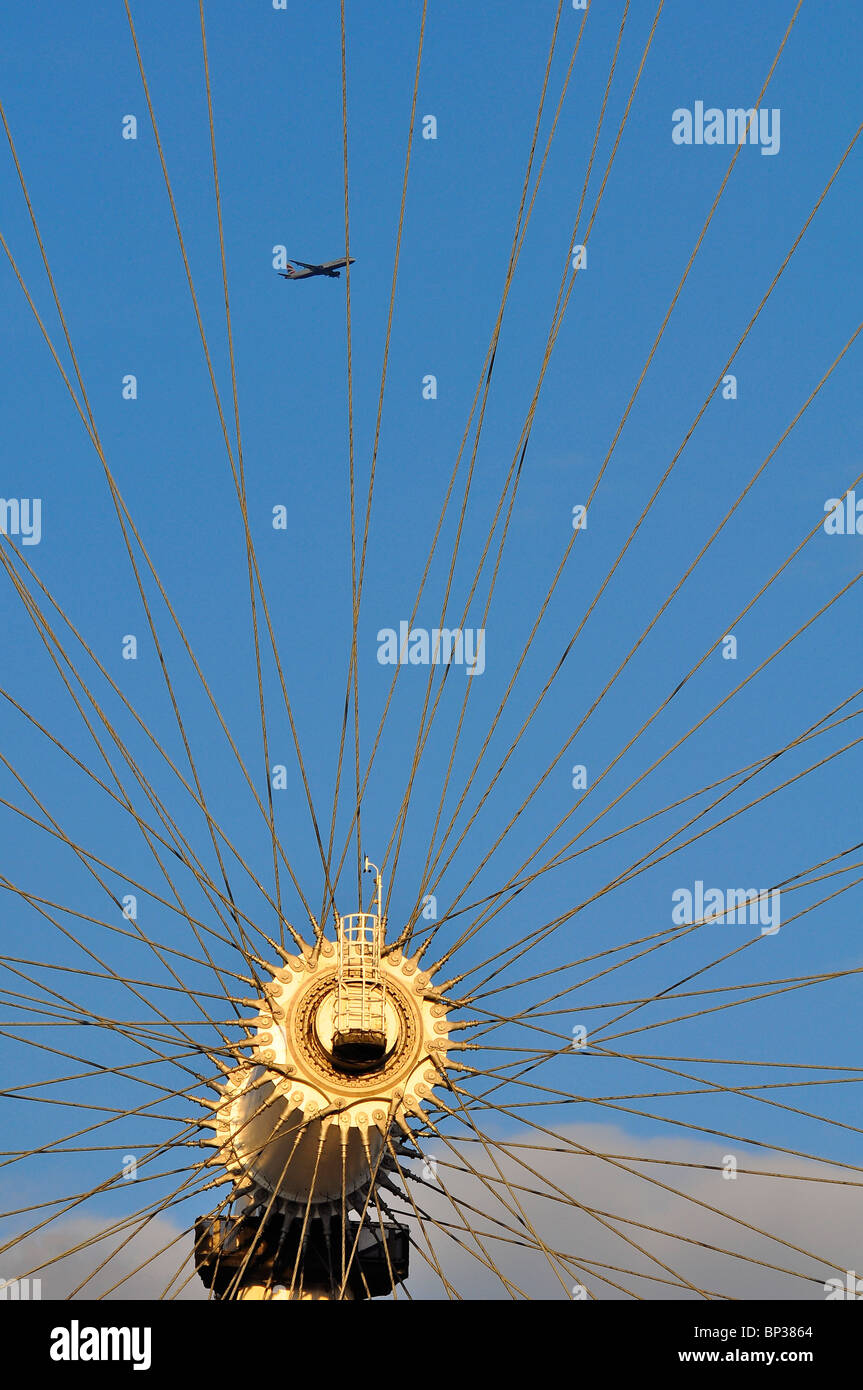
<box><xmin>204</xmin><ymin>936</ymin><xmax>451</xmax><ymax>1214</ymax></box>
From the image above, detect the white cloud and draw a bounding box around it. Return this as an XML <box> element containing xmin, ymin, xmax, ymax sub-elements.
<box><xmin>2</xmin><ymin>1214</ymin><xmax>205</xmax><ymax>1301</ymax></box>
<box><xmin>397</xmin><ymin>1120</ymin><xmax>863</xmax><ymax>1300</ymax></box>
<box><xmin>5</xmin><ymin>1121</ymin><xmax>860</xmax><ymax>1300</ymax></box>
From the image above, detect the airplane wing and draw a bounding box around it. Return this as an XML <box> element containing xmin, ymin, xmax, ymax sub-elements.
<box><xmin>291</xmin><ymin>259</ymin><xmax>322</xmax><ymax>271</ymax></box>
<box><xmin>319</xmin><ymin>257</ymin><xmax>356</xmax><ymax>271</ymax></box>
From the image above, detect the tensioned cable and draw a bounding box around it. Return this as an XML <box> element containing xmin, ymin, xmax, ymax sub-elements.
<box><xmin>425</xmin><ymin>694</ymin><xmax>863</xmax><ymax>934</ymax></box>
<box><xmin>124</xmin><ymin>0</ymin><xmax>335</xmax><ymax>936</ymax></box>
<box><xmin>432</xmin><ymin>447</ymin><xmax>863</xmax><ymax>979</ymax></box>
<box><xmin>454</xmin><ymin>721</ymin><xmax>863</xmax><ymax>1011</ymax></box>
<box><xmin>451</xmin><ymin>1092</ymin><xmax>856</xmax><ymax>1279</ymax></box>
<box><xmin>423</xmin><ymin>251</ymin><xmax>863</xmax><ymax>965</ymax></box>
<box><xmin>432</xmin><ymin>1074</ymin><xmax>579</xmax><ymax>1296</ymax></box>
<box><xmin>385</xmin><ymin>0</ymin><xmax>650</xmax><ymax>925</ymax></box>
<box><xmin>411</xmin><ymin>7</ymin><xmax>814</xmax><ymax>927</ymax></box>
<box><xmin>0</xmin><ymin>91</ymin><xmax>276</xmax><ymax>967</ymax></box>
<box><xmin>325</xmin><ymin>0</ymin><xmax>592</xmax><ymax>914</ymax></box>
<box><xmin>324</xmin><ymin>0</ymin><xmax>430</xmax><ymax>925</ymax></box>
<box><xmin>415</xmin><ymin>41</ymin><xmax>856</xmax><ymax>963</ymax></box>
<box><xmin>379</xmin><ymin>0</ymin><xmax>587</xmax><ymax>912</ymax></box>
<box><xmin>415</xmin><ymin>1157</ymin><xmax>825</xmax><ymax>1294</ymax></box>
<box><xmin>339</xmin><ymin>0</ymin><xmax>363</xmax><ymax>911</ymax></box>
<box><xmin>426</xmin><ymin>1095</ymin><xmax>712</xmax><ymax>1298</ymax></box>
<box><xmin>0</xmin><ymin>546</ymin><xmax>258</xmax><ymax>1004</ymax></box>
<box><xmin>0</xmin><ymin>222</ymin><xmax>311</xmax><ymax>954</ymax></box>
<box><xmin>0</xmin><ymin>544</ymin><xmax>314</xmax><ymax>958</ymax></box>
<box><xmin>0</xmin><ymin>791</ymin><xmax>236</xmax><ymax>1051</ymax></box>
<box><xmin>455</xmin><ymin>846</ymin><xmax>863</xmax><ymax>1053</ymax></box>
<box><xmin>198</xmin><ymin>0</ymin><xmax>292</xmax><ymax>945</ymax></box>
<box><xmin>0</xmin><ymin>512</ymin><xmax>311</xmax><ymax>956</ymax></box>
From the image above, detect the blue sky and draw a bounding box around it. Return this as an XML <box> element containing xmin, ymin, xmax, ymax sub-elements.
<box><xmin>1</xmin><ymin>0</ymin><xmax>861</xmax><ymax>1287</ymax></box>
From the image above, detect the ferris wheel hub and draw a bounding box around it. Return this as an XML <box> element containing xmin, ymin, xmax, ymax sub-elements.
<box><xmin>203</xmin><ymin>924</ymin><xmax>449</xmax><ymax>1216</ymax></box>
<box><xmin>198</xmin><ymin>863</ymin><xmax>449</xmax><ymax>1296</ymax></box>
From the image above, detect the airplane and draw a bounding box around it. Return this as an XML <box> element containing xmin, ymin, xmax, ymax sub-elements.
<box><xmin>278</xmin><ymin>256</ymin><xmax>356</xmax><ymax>281</ymax></box>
